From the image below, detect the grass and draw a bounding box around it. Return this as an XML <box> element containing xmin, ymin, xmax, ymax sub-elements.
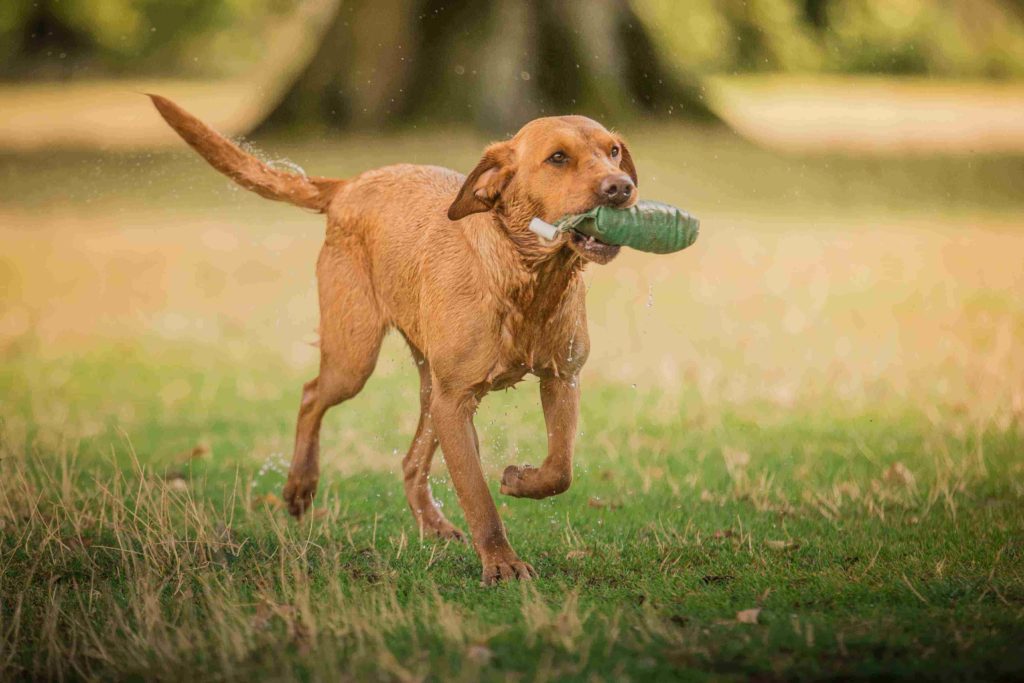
<box><xmin>2</xmin><ymin>122</ymin><xmax>1024</xmax><ymax>680</ymax></box>
<box><xmin>2</xmin><ymin>342</ymin><xmax>1022</xmax><ymax>681</ymax></box>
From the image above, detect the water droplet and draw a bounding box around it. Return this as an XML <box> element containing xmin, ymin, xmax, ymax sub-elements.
<box><xmin>267</xmin><ymin>159</ymin><xmax>307</xmax><ymax>177</ymax></box>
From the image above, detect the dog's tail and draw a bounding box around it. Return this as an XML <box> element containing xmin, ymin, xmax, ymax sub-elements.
<box><xmin>148</xmin><ymin>94</ymin><xmax>339</xmax><ymax>212</ymax></box>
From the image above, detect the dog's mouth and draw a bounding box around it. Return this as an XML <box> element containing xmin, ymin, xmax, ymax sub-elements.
<box><xmin>566</xmin><ymin>230</ymin><xmax>620</xmax><ymax>265</ymax></box>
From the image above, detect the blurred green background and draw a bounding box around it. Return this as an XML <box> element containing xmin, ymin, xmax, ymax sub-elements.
<box><xmin>7</xmin><ymin>0</ymin><xmax>1024</xmax><ymax>81</ymax></box>
<box><xmin>4</xmin><ymin>0</ymin><xmax>1024</xmax><ymax>133</ymax></box>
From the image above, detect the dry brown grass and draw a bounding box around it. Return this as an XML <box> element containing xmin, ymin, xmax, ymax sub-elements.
<box><xmin>3</xmin><ymin>205</ymin><xmax>1022</xmax><ymax>418</ymax></box>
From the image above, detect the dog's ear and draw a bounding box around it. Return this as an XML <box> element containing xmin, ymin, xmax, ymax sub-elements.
<box><xmin>448</xmin><ymin>142</ymin><xmax>515</xmax><ymax>221</ymax></box>
<box><xmin>618</xmin><ymin>139</ymin><xmax>638</xmax><ymax>187</ymax></box>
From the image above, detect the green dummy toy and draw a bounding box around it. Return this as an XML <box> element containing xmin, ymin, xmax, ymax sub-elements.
<box><xmin>529</xmin><ymin>200</ymin><xmax>699</xmax><ymax>255</ymax></box>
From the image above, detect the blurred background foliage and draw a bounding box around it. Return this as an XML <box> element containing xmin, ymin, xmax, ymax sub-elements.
<box><xmin>0</xmin><ymin>0</ymin><xmax>301</xmax><ymax>79</ymax></box>
<box><xmin>638</xmin><ymin>0</ymin><xmax>1024</xmax><ymax>78</ymax></box>
<box><xmin>3</xmin><ymin>0</ymin><xmax>1023</xmax><ymax>82</ymax></box>
<box><xmin>3</xmin><ymin>0</ymin><xmax>1024</xmax><ymax>131</ymax></box>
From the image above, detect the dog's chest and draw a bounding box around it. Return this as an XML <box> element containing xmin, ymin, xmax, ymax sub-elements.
<box><xmin>486</xmin><ymin>304</ymin><xmax>587</xmax><ymax>390</ymax></box>
<box><xmin>480</xmin><ymin>257</ymin><xmax>588</xmax><ymax>390</ymax></box>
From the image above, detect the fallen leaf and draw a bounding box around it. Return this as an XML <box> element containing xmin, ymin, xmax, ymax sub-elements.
<box><xmin>588</xmin><ymin>497</ymin><xmax>620</xmax><ymax>509</ymax></box>
<box><xmin>566</xmin><ymin>549</ymin><xmax>590</xmax><ymax>560</ymax></box>
<box><xmin>713</xmin><ymin>529</ymin><xmax>734</xmax><ymax>539</ymax></box>
<box><xmin>736</xmin><ymin>608</ymin><xmax>761</xmax><ymax>624</ymax></box>
<box><xmin>765</xmin><ymin>539</ymin><xmax>800</xmax><ymax>551</ymax></box>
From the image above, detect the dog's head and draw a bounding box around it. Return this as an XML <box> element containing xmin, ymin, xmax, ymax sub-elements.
<box><xmin>448</xmin><ymin>116</ymin><xmax>637</xmax><ymax>265</ymax></box>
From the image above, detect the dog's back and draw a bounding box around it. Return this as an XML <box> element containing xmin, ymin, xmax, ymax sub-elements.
<box><xmin>151</xmin><ymin>94</ymin><xmax>621</xmax><ymax>583</ymax></box>
<box><xmin>150</xmin><ymin>94</ymin><xmax>490</xmax><ymax>346</ymax></box>
<box><xmin>322</xmin><ymin>163</ymin><xmax>479</xmax><ymax>339</ymax></box>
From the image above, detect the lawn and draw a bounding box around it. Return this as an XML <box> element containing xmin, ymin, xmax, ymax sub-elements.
<box><xmin>1</xmin><ymin>120</ymin><xmax>1023</xmax><ymax>680</ymax></box>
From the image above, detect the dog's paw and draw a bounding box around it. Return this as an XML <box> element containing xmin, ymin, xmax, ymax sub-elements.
<box><xmin>439</xmin><ymin>525</ymin><xmax>467</xmax><ymax>543</ymax></box>
<box><xmin>418</xmin><ymin>516</ymin><xmax>467</xmax><ymax>544</ymax></box>
<box><xmin>500</xmin><ymin>464</ymin><xmax>571</xmax><ymax>499</ymax></box>
<box><xmin>480</xmin><ymin>556</ymin><xmax>538</xmax><ymax>586</ymax></box>
<box><xmin>282</xmin><ymin>477</ymin><xmax>318</xmax><ymax>518</ymax></box>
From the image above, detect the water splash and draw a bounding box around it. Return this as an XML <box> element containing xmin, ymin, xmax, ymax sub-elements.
<box><xmin>253</xmin><ymin>452</ymin><xmax>288</xmax><ymax>491</ymax></box>
<box><xmin>267</xmin><ymin>158</ymin><xmax>308</xmax><ymax>177</ymax></box>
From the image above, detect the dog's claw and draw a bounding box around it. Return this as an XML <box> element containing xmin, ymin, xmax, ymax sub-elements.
<box><xmin>418</xmin><ymin>518</ymin><xmax>467</xmax><ymax>544</ymax></box>
<box><xmin>480</xmin><ymin>559</ymin><xmax>537</xmax><ymax>586</ymax></box>
<box><xmin>283</xmin><ymin>477</ymin><xmax>318</xmax><ymax>518</ymax></box>
<box><xmin>443</xmin><ymin>528</ymin><xmax>467</xmax><ymax>544</ymax></box>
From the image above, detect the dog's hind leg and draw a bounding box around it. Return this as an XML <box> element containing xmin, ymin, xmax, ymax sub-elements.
<box><xmin>401</xmin><ymin>345</ymin><xmax>466</xmax><ymax>542</ymax></box>
<box><xmin>283</xmin><ymin>245</ymin><xmax>384</xmax><ymax>517</ymax></box>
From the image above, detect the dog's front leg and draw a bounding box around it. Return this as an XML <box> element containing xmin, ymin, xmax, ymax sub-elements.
<box><xmin>430</xmin><ymin>387</ymin><xmax>537</xmax><ymax>584</ymax></box>
<box><xmin>500</xmin><ymin>375</ymin><xmax>579</xmax><ymax>499</ymax></box>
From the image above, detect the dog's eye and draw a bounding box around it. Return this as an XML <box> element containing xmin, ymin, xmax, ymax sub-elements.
<box><xmin>546</xmin><ymin>151</ymin><xmax>568</xmax><ymax>165</ymax></box>
<box><xmin>610</xmin><ymin>145</ymin><xmax>620</xmax><ymax>158</ymax></box>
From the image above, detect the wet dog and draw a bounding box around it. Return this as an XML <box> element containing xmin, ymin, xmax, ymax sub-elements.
<box><xmin>151</xmin><ymin>95</ymin><xmax>637</xmax><ymax>584</ymax></box>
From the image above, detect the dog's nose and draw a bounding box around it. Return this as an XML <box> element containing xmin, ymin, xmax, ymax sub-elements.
<box><xmin>600</xmin><ymin>174</ymin><xmax>634</xmax><ymax>205</ymax></box>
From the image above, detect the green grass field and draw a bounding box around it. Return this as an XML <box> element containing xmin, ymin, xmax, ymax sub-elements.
<box><xmin>2</xmin><ymin>121</ymin><xmax>1023</xmax><ymax>680</ymax></box>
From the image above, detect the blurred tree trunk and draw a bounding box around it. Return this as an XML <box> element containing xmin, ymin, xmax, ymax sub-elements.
<box><xmin>2</xmin><ymin>1</ymin><xmax>95</xmax><ymax>80</ymax></box>
<box><xmin>255</xmin><ymin>0</ymin><xmax>717</xmax><ymax>134</ymax></box>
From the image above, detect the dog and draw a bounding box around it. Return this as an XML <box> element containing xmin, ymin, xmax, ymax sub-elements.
<box><xmin>151</xmin><ymin>95</ymin><xmax>638</xmax><ymax>584</ymax></box>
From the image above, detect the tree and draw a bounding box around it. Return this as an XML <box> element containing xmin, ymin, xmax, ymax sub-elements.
<box><xmin>255</xmin><ymin>0</ymin><xmax>717</xmax><ymax>134</ymax></box>
<box><xmin>0</xmin><ymin>0</ymin><xmax>296</xmax><ymax>80</ymax></box>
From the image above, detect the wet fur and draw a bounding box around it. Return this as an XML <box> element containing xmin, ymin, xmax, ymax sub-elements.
<box><xmin>150</xmin><ymin>95</ymin><xmax>638</xmax><ymax>584</ymax></box>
